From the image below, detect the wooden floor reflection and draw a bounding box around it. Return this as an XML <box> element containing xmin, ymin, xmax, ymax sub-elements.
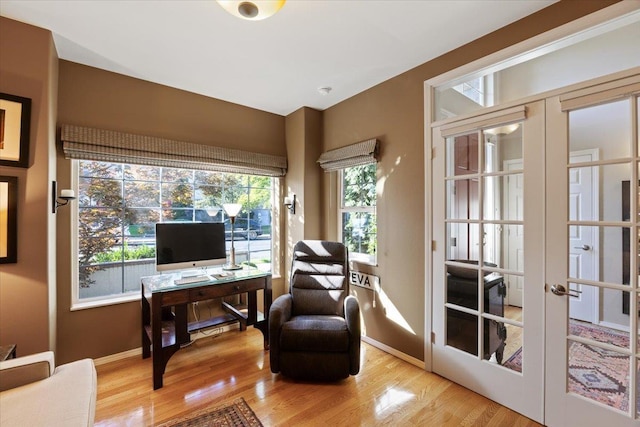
<box><xmin>94</xmin><ymin>327</ymin><xmax>541</xmax><ymax>426</ymax></box>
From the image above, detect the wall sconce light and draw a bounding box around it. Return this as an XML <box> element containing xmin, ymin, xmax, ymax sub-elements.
<box><xmin>52</xmin><ymin>181</ymin><xmax>76</xmax><ymax>213</ymax></box>
<box><xmin>283</xmin><ymin>194</ymin><xmax>296</xmax><ymax>214</ymax></box>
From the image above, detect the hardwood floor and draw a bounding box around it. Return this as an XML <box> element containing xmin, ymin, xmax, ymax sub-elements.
<box><xmin>94</xmin><ymin>328</ymin><xmax>541</xmax><ymax>426</ymax></box>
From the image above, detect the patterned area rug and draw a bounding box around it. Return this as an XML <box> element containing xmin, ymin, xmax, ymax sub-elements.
<box><xmin>156</xmin><ymin>397</ymin><xmax>263</xmax><ymax>427</ymax></box>
<box><xmin>501</xmin><ymin>321</ymin><xmax>636</xmax><ymax>412</ymax></box>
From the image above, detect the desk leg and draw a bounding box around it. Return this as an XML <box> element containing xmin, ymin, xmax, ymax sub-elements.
<box><xmin>175</xmin><ymin>304</ymin><xmax>190</xmax><ymax>345</ymax></box>
<box><xmin>142</xmin><ymin>289</ymin><xmax>151</xmax><ymax>359</ymax></box>
<box><xmin>151</xmin><ymin>296</ymin><xmax>164</xmax><ymax>390</ymax></box>
<box><xmin>253</xmin><ymin>275</ymin><xmax>272</xmax><ymax>350</ymax></box>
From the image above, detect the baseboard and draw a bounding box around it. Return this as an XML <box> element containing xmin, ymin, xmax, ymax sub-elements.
<box><xmin>93</xmin><ymin>324</ymin><xmax>237</xmax><ymax>366</ymax></box>
<box><xmin>361</xmin><ymin>335</ymin><xmax>424</xmax><ymax>368</ymax></box>
<box><xmin>597</xmin><ymin>320</ymin><xmax>629</xmax><ymax>333</ymax></box>
<box><xmin>94</xmin><ymin>348</ymin><xmax>140</xmax><ymax>366</ymax></box>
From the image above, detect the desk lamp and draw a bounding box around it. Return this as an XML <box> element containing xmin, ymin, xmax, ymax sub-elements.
<box><xmin>223</xmin><ymin>203</ymin><xmax>243</xmax><ymax>270</ymax></box>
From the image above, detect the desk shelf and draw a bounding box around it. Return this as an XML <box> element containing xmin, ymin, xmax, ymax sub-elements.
<box><xmin>188</xmin><ymin>313</ymin><xmax>238</xmax><ymax>334</ymax></box>
<box><xmin>144</xmin><ymin>322</ymin><xmax>176</xmax><ymax>348</ymax></box>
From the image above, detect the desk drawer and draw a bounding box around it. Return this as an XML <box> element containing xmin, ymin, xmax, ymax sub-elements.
<box><xmin>190</xmin><ymin>279</ymin><xmax>263</xmax><ymax>301</ymax></box>
<box><xmin>160</xmin><ymin>289</ymin><xmax>189</xmax><ymax>306</ymax></box>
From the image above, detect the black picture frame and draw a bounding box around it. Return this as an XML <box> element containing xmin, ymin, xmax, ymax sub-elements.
<box><xmin>0</xmin><ymin>176</ymin><xmax>18</xmax><ymax>264</ymax></box>
<box><xmin>0</xmin><ymin>92</ymin><xmax>31</xmax><ymax>168</ymax></box>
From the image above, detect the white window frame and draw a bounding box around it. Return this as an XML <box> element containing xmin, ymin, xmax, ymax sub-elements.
<box><xmin>70</xmin><ymin>160</ymin><xmax>280</xmax><ymax>310</ymax></box>
<box><xmin>338</xmin><ymin>166</ymin><xmax>377</xmax><ymax>265</ymax></box>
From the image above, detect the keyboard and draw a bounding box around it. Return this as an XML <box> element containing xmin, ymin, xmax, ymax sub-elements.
<box><xmin>174</xmin><ymin>275</ymin><xmax>211</xmax><ymax>285</ymax></box>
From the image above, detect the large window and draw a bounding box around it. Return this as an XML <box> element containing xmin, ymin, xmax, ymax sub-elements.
<box><xmin>339</xmin><ymin>163</ymin><xmax>377</xmax><ymax>264</ymax></box>
<box><xmin>75</xmin><ymin>160</ymin><xmax>273</xmax><ymax>304</ymax></box>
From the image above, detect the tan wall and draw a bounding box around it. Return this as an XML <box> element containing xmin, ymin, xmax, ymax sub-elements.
<box><xmin>55</xmin><ymin>61</ymin><xmax>286</xmax><ymax>363</ymax></box>
<box><xmin>283</xmin><ymin>107</ymin><xmax>323</xmax><ymax>287</ymax></box>
<box><xmin>0</xmin><ymin>17</ymin><xmax>57</xmax><ymax>356</ymax></box>
<box><xmin>321</xmin><ymin>0</ymin><xmax>618</xmax><ymax>359</ymax></box>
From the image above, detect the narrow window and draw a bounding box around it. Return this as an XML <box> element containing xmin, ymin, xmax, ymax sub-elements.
<box><xmin>339</xmin><ymin>163</ymin><xmax>377</xmax><ymax>264</ymax></box>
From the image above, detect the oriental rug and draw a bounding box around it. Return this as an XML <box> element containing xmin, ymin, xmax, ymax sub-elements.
<box><xmin>156</xmin><ymin>397</ymin><xmax>263</xmax><ymax>427</ymax></box>
<box><xmin>502</xmin><ymin>320</ymin><xmax>636</xmax><ymax>412</ymax></box>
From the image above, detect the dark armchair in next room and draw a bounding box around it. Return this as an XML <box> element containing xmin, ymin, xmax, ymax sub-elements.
<box><xmin>269</xmin><ymin>240</ymin><xmax>361</xmax><ymax>381</ymax></box>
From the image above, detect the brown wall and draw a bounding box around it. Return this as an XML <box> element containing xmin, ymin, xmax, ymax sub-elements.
<box><xmin>283</xmin><ymin>107</ymin><xmax>323</xmax><ymax>288</ymax></box>
<box><xmin>0</xmin><ymin>17</ymin><xmax>58</xmax><ymax>356</ymax></box>
<box><xmin>55</xmin><ymin>61</ymin><xmax>286</xmax><ymax>363</ymax></box>
<box><xmin>321</xmin><ymin>0</ymin><xmax>619</xmax><ymax>359</ymax></box>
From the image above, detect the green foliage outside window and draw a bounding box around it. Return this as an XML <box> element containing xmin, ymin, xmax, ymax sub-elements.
<box><xmin>92</xmin><ymin>244</ymin><xmax>156</xmax><ymax>263</ymax></box>
<box><xmin>341</xmin><ymin>164</ymin><xmax>377</xmax><ymax>260</ymax></box>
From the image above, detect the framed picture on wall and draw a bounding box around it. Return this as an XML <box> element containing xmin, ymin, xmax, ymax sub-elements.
<box><xmin>0</xmin><ymin>176</ymin><xmax>18</xmax><ymax>264</ymax></box>
<box><xmin>0</xmin><ymin>93</ymin><xmax>31</xmax><ymax>168</ymax></box>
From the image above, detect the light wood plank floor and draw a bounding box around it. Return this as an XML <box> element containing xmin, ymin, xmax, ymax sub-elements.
<box><xmin>94</xmin><ymin>328</ymin><xmax>541</xmax><ymax>426</ymax></box>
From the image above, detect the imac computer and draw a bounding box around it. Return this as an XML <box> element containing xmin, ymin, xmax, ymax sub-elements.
<box><xmin>155</xmin><ymin>222</ymin><xmax>227</xmax><ymax>273</ymax></box>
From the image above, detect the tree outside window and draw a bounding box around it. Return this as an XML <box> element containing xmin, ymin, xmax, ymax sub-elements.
<box><xmin>340</xmin><ymin>163</ymin><xmax>377</xmax><ymax>263</ymax></box>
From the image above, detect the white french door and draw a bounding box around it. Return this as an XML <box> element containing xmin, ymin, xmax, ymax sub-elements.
<box><xmin>432</xmin><ymin>72</ymin><xmax>640</xmax><ymax>426</ymax></box>
<box><xmin>431</xmin><ymin>101</ymin><xmax>546</xmax><ymax>422</ymax></box>
<box><xmin>545</xmin><ymin>75</ymin><xmax>640</xmax><ymax>426</ymax></box>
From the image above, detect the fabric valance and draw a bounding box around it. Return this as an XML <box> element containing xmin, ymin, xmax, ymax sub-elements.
<box><xmin>317</xmin><ymin>138</ymin><xmax>379</xmax><ymax>172</ymax></box>
<box><xmin>61</xmin><ymin>124</ymin><xmax>287</xmax><ymax>177</ymax></box>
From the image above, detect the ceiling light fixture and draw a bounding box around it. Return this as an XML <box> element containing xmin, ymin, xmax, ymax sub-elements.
<box><xmin>318</xmin><ymin>87</ymin><xmax>332</xmax><ymax>95</ymax></box>
<box><xmin>217</xmin><ymin>1</ymin><xmax>286</xmax><ymax>21</ymax></box>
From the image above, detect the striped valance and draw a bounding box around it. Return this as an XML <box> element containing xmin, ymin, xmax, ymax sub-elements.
<box><xmin>317</xmin><ymin>138</ymin><xmax>379</xmax><ymax>172</ymax></box>
<box><xmin>61</xmin><ymin>124</ymin><xmax>287</xmax><ymax>177</ymax></box>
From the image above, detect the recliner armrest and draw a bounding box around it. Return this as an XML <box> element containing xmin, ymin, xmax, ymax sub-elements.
<box><xmin>269</xmin><ymin>293</ymin><xmax>293</xmax><ymax>373</ymax></box>
<box><xmin>0</xmin><ymin>351</ymin><xmax>55</xmax><ymax>392</ymax></box>
<box><xmin>270</xmin><ymin>294</ymin><xmax>292</xmax><ymax>324</ymax></box>
<box><xmin>344</xmin><ymin>295</ymin><xmax>361</xmax><ymax>375</ymax></box>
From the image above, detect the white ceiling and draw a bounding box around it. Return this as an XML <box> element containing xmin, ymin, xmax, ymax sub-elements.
<box><xmin>0</xmin><ymin>1</ymin><xmax>555</xmax><ymax>116</ymax></box>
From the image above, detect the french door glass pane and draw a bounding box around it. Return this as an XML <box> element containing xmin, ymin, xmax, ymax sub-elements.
<box><xmin>568</xmin><ymin>163</ymin><xmax>631</xmax><ymax>222</ymax></box>
<box><xmin>569</xmin><ymin>291</ymin><xmax>630</xmax><ymax>350</ymax></box>
<box><xmin>446</xmin><ymin>179</ymin><xmax>479</xmax><ymax>220</ymax></box>
<box><xmin>484</xmin><ymin>174</ymin><xmax>523</xmax><ymax>221</ymax></box>
<box><xmin>501</xmin><ymin>324</ymin><xmax>523</xmax><ymax>373</ymax></box>
<box><xmin>500</xmin><ymin>273</ymin><xmax>525</xmax><ymax>321</ymax></box>
<box><xmin>568</xmin><ymin>339</ymin><xmax>630</xmax><ymax>413</ymax></box>
<box><xmin>446</xmin><ymin>307</ymin><xmax>478</xmax><ymax>357</ymax></box>
<box><xmin>483</xmin><ymin>224</ymin><xmax>523</xmax><ymax>272</ymax></box>
<box><xmin>446</xmin><ymin>133</ymin><xmax>479</xmax><ymax>177</ymax></box>
<box><xmin>568</xmin><ymin>225</ymin><xmax>629</xmax><ymax>286</ymax></box>
<box><xmin>569</xmin><ymin>99</ymin><xmax>632</xmax><ymax>160</ymax></box>
<box><xmin>446</xmin><ymin>223</ymin><xmax>480</xmax><ymax>261</ymax></box>
<box><xmin>483</xmin><ymin>124</ymin><xmax>523</xmax><ymax>173</ymax></box>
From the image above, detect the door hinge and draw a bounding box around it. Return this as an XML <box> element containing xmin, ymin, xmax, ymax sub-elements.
<box><xmin>431</xmin><ymin>331</ymin><xmax>435</xmax><ymax>343</ymax></box>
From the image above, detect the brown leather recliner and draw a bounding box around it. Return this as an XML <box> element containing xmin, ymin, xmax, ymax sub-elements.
<box><xmin>269</xmin><ymin>240</ymin><xmax>361</xmax><ymax>381</ymax></box>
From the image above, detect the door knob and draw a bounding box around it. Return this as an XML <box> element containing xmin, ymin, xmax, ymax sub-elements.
<box><xmin>550</xmin><ymin>284</ymin><xmax>582</xmax><ymax>298</ymax></box>
<box><xmin>573</xmin><ymin>244</ymin><xmax>591</xmax><ymax>251</ymax></box>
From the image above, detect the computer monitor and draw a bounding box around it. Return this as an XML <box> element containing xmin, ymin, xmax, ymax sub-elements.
<box><xmin>155</xmin><ymin>222</ymin><xmax>227</xmax><ymax>272</ymax></box>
